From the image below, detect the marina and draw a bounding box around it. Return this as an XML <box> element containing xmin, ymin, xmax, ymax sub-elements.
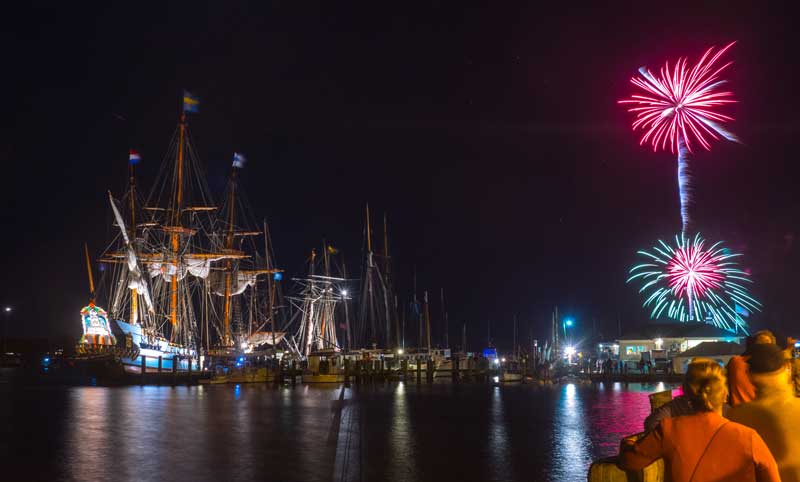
<box><xmin>3</xmin><ymin>3</ymin><xmax>799</xmax><ymax>482</ymax></box>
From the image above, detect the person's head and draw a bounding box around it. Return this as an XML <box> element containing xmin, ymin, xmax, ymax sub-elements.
<box><xmin>747</xmin><ymin>343</ymin><xmax>792</xmax><ymax>392</ymax></box>
<box><xmin>752</xmin><ymin>330</ymin><xmax>776</xmax><ymax>345</ymax></box>
<box><xmin>683</xmin><ymin>358</ymin><xmax>728</xmax><ymax>413</ymax></box>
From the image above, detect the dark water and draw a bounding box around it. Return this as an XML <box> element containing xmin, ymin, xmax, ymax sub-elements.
<box><xmin>0</xmin><ymin>381</ymin><xmax>674</xmax><ymax>482</ymax></box>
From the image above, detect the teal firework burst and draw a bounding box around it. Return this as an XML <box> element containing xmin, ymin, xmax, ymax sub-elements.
<box><xmin>628</xmin><ymin>233</ymin><xmax>760</xmax><ymax>333</ymax></box>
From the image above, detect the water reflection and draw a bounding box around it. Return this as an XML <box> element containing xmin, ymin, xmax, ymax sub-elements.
<box><xmin>66</xmin><ymin>388</ymin><xmax>113</xmax><ymax>481</ymax></box>
<box><xmin>387</xmin><ymin>382</ymin><xmax>415</xmax><ymax>481</ymax></box>
<box><xmin>2</xmin><ymin>381</ymin><xmax>674</xmax><ymax>482</ymax></box>
<box><xmin>552</xmin><ymin>383</ymin><xmax>591</xmax><ymax>481</ymax></box>
<box><xmin>488</xmin><ymin>386</ymin><xmax>512</xmax><ymax>481</ymax></box>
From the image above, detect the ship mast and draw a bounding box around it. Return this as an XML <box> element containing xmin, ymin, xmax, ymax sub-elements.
<box><xmin>264</xmin><ymin>220</ymin><xmax>276</xmax><ymax>354</ymax></box>
<box><xmin>128</xmin><ymin>155</ymin><xmax>138</xmax><ymax>325</ymax></box>
<box><xmin>424</xmin><ymin>290</ymin><xmax>431</xmax><ymax>350</ymax></box>
<box><xmin>84</xmin><ymin>243</ymin><xmax>95</xmax><ymax>305</ymax></box>
<box><xmin>169</xmin><ymin>113</ymin><xmax>186</xmax><ymax>334</ymax></box>
<box><xmin>221</xmin><ymin>166</ymin><xmax>237</xmax><ymax>346</ymax></box>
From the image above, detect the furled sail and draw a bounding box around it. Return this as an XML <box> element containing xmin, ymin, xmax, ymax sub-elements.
<box><xmin>209</xmin><ymin>270</ymin><xmax>259</xmax><ymax>296</ymax></box>
<box><xmin>108</xmin><ymin>191</ymin><xmax>154</xmax><ymax>312</ymax></box>
<box><xmin>147</xmin><ymin>257</ymin><xmax>221</xmax><ymax>282</ymax></box>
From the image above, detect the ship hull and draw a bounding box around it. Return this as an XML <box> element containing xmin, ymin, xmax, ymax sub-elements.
<box><xmin>114</xmin><ymin>320</ymin><xmax>198</xmax><ymax>372</ymax></box>
<box><xmin>301</xmin><ymin>373</ymin><xmax>344</xmax><ymax>383</ymax></box>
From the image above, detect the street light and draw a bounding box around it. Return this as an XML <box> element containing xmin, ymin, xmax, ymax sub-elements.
<box><xmin>2</xmin><ymin>306</ymin><xmax>11</xmax><ymax>355</ymax></box>
<box><xmin>562</xmin><ymin>317</ymin><xmax>575</xmax><ymax>341</ymax></box>
<box><xmin>341</xmin><ymin>289</ymin><xmax>348</xmax><ymax>297</ymax></box>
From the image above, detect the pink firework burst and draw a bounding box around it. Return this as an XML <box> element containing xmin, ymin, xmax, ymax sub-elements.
<box><xmin>666</xmin><ymin>239</ymin><xmax>725</xmax><ymax>301</ymax></box>
<box><xmin>619</xmin><ymin>42</ymin><xmax>738</xmax><ymax>153</ymax></box>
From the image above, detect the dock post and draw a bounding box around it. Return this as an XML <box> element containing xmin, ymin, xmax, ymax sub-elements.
<box><xmin>291</xmin><ymin>360</ymin><xmax>297</xmax><ymax>387</ymax></box>
<box><xmin>401</xmin><ymin>359</ymin><xmax>407</xmax><ymax>381</ymax></box>
<box><xmin>158</xmin><ymin>356</ymin><xmax>163</xmax><ymax>374</ymax></box>
<box><xmin>188</xmin><ymin>356</ymin><xmax>192</xmax><ymax>384</ymax></box>
<box><xmin>172</xmin><ymin>356</ymin><xmax>178</xmax><ymax>386</ymax></box>
<box><xmin>140</xmin><ymin>355</ymin><xmax>146</xmax><ymax>384</ymax></box>
<box><xmin>426</xmin><ymin>358</ymin><xmax>433</xmax><ymax>384</ymax></box>
<box><xmin>416</xmin><ymin>357</ymin><xmax>421</xmax><ymax>384</ymax></box>
<box><xmin>522</xmin><ymin>356</ymin><xmax>527</xmax><ymax>384</ymax></box>
<box><xmin>453</xmin><ymin>356</ymin><xmax>459</xmax><ymax>383</ymax></box>
<box><xmin>344</xmin><ymin>358</ymin><xmax>350</xmax><ymax>386</ymax></box>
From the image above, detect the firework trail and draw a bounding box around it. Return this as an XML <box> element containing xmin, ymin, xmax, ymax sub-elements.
<box><xmin>620</xmin><ymin>42</ymin><xmax>738</xmax><ymax>233</ymax></box>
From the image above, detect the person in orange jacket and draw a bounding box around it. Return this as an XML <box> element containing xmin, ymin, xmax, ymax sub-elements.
<box><xmin>618</xmin><ymin>358</ymin><xmax>780</xmax><ymax>482</ymax></box>
<box><xmin>728</xmin><ymin>330</ymin><xmax>777</xmax><ymax>406</ymax></box>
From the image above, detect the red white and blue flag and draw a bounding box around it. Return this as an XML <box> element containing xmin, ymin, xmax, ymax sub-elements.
<box><xmin>129</xmin><ymin>149</ymin><xmax>141</xmax><ymax>164</ymax></box>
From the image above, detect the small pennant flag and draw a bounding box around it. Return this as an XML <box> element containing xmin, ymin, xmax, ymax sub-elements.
<box><xmin>183</xmin><ymin>90</ymin><xmax>199</xmax><ymax>113</ymax></box>
<box><xmin>232</xmin><ymin>152</ymin><xmax>246</xmax><ymax>168</ymax></box>
<box><xmin>129</xmin><ymin>149</ymin><xmax>141</xmax><ymax>164</ymax></box>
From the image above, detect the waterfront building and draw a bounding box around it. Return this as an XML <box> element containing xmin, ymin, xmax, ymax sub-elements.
<box><xmin>617</xmin><ymin>323</ymin><xmax>744</xmax><ymax>371</ymax></box>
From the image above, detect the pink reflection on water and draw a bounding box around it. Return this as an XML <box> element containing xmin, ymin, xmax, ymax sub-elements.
<box><xmin>588</xmin><ymin>382</ymin><xmax>675</xmax><ymax>456</ymax></box>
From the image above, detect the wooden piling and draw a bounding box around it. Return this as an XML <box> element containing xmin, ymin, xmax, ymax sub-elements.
<box><xmin>426</xmin><ymin>358</ymin><xmax>434</xmax><ymax>383</ymax></box>
<box><xmin>140</xmin><ymin>355</ymin><xmax>146</xmax><ymax>384</ymax></box>
<box><xmin>522</xmin><ymin>356</ymin><xmax>527</xmax><ymax>384</ymax></box>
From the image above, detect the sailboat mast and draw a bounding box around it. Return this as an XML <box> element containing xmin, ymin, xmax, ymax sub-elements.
<box><xmin>320</xmin><ymin>241</ymin><xmax>330</xmax><ymax>350</ymax></box>
<box><xmin>264</xmin><ymin>221</ymin><xmax>277</xmax><ymax>355</ymax></box>
<box><xmin>222</xmin><ymin>167</ymin><xmax>237</xmax><ymax>346</ymax></box>
<box><xmin>169</xmin><ymin>114</ymin><xmax>186</xmax><ymax>330</ymax></box>
<box><xmin>343</xmin><ymin>262</ymin><xmax>352</xmax><ymax>352</ymax></box>
<box><xmin>128</xmin><ymin>157</ymin><xmax>138</xmax><ymax>324</ymax></box>
<box><xmin>424</xmin><ymin>290</ymin><xmax>431</xmax><ymax>350</ymax></box>
<box><xmin>440</xmin><ymin>288</ymin><xmax>447</xmax><ymax>348</ymax></box>
<box><xmin>84</xmin><ymin>243</ymin><xmax>95</xmax><ymax>304</ymax></box>
<box><xmin>513</xmin><ymin>314</ymin><xmax>517</xmax><ymax>358</ymax></box>
<box><xmin>365</xmin><ymin>204</ymin><xmax>372</xmax><ymax>252</ymax></box>
<box><xmin>383</xmin><ymin>212</ymin><xmax>390</xmax><ymax>280</ymax></box>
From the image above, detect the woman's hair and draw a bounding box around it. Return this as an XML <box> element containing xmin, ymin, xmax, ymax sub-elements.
<box><xmin>683</xmin><ymin>358</ymin><xmax>728</xmax><ymax>411</ymax></box>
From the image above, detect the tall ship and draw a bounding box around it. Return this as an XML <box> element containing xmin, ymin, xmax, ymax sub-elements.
<box><xmin>77</xmin><ymin>93</ymin><xmax>281</xmax><ymax>377</ymax></box>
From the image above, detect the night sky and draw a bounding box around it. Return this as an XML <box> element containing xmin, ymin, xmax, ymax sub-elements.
<box><xmin>2</xmin><ymin>3</ymin><xmax>799</xmax><ymax>349</ymax></box>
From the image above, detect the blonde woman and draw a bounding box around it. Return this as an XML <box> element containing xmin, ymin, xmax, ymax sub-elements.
<box><xmin>618</xmin><ymin>358</ymin><xmax>780</xmax><ymax>482</ymax></box>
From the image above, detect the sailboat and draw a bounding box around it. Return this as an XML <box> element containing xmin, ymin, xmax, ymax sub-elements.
<box><xmin>287</xmin><ymin>245</ymin><xmax>349</xmax><ymax>382</ymax></box>
<box><xmin>355</xmin><ymin>205</ymin><xmax>398</xmax><ymax>350</ymax></box>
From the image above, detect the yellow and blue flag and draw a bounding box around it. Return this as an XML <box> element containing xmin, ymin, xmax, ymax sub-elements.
<box><xmin>183</xmin><ymin>90</ymin><xmax>199</xmax><ymax>113</ymax></box>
